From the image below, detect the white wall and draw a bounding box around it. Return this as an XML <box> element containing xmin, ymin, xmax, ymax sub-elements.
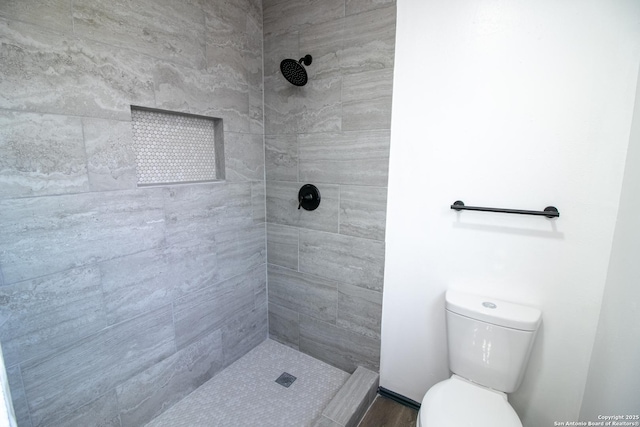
<box><xmin>381</xmin><ymin>0</ymin><xmax>640</xmax><ymax>425</ymax></box>
<box><xmin>579</xmin><ymin>61</ymin><xmax>640</xmax><ymax>420</ymax></box>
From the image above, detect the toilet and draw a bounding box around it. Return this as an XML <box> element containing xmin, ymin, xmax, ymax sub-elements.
<box><xmin>417</xmin><ymin>290</ymin><xmax>542</xmax><ymax>427</ymax></box>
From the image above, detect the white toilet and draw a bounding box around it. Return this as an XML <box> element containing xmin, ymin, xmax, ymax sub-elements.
<box><xmin>417</xmin><ymin>290</ymin><xmax>542</xmax><ymax>427</ymax></box>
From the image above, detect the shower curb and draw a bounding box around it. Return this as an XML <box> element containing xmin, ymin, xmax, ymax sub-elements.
<box><xmin>311</xmin><ymin>366</ymin><xmax>379</xmax><ymax>427</ymax></box>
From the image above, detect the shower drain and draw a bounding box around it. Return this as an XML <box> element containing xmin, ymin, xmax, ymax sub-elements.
<box><xmin>275</xmin><ymin>372</ymin><xmax>297</xmax><ymax>388</ymax></box>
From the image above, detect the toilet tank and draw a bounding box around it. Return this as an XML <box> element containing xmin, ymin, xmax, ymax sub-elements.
<box><xmin>445</xmin><ymin>290</ymin><xmax>542</xmax><ymax>393</ymax></box>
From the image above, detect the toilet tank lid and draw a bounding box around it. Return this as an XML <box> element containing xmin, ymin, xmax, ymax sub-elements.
<box><xmin>445</xmin><ymin>290</ymin><xmax>542</xmax><ymax>331</ymax></box>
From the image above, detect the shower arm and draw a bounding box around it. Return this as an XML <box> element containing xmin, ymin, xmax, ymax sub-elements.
<box><xmin>298</xmin><ymin>55</ymin><xmax>313</xmax><ymax>66</ymax></box>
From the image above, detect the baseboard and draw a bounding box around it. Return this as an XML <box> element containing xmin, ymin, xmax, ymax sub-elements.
<box><xmin>377</xmin><ymin>387</ymin><xmax>421</xmax><ymax>412</ymax></box>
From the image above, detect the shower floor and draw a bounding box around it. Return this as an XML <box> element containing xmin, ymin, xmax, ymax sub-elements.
<box><xmin>144</xmin><ymin>339</ymin><xmax>350</xmax><ymax>427</ymax></box>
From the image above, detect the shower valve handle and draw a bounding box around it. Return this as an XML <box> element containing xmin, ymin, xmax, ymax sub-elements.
<box><xmin>297</xmin><ymin>184</ymin><xmax>321</xmax><ymax>211</ymax></box>
<box><xmin>298</xmin><ymin>193</ymin><xmax>314</xmax><ymax>209</ymax></box>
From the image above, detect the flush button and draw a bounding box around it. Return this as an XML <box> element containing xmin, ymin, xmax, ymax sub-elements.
<box><xmin>482</xmin><ymin>302</ymin><xmax>497</xmax><ymax>309</ymax></box>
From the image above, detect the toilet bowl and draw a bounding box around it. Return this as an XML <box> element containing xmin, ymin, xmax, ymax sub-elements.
<box><xmin>417</xmin><ymin>375</ymin><xmax>521</xmax><ymax>427</ymax></box>
<box><xmin>416</xmin><ymin>290</ymin><xmax>541</xmax><ymax>427</ymax></box>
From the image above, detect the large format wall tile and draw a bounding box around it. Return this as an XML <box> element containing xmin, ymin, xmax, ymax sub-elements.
<box><xmin>166</xmin><ymin>239</ymin><xmax>220</xmax><ymax>299</ymax></box>
<box><xmin>299</xmin><ymin>18</ymin><xmax>344</xmax><ymax>81</ymax></box>
<box><xmin>337</xmin><ymin>284</ymin><xmax>382</xmax><ymax>340</ymax></box>
<box><xmin>268</xmin><ymin>265</ymin><xmax>337</xmax><ymax>323</ymax></box>
<box><xmin>244</xmin><ymin>0</ymin><xmax>263</xmax><ymax>32</ymax></box>
<box><xmin>22</xmin><ymin>306</ymin><xmax>175</xmax><ymax>426</ymax></box>
<box><xmin>52</xmin><ymin>390</ymin><xmax>120</xmax><ymax>427</ymax></box>
<box><xmin>222</xmin><ymin>303</ymin><xmax>268</xmax><ymax>365</ymax></box>
<box><xmin>216</xmin><ymin>183</ymin><xmax>256</xmax><ymax>230</ymax></box>
<box><xmin>247</xmin><ymin>16</ymin><xmax>265</xmax><ymax>135</ymax></box>
<box><xmin>263</xmin><ymin>30</ymin><xmax>299</xmax><ymax>84</ymax></box>
<box><xmin>254</xmin><ymin>273</ymin><xmax>268</xmax><ymax>311</ymax></box>
<box><xmin>163</xmin><ymin>182</ymin><xmax>253</xmax><ymax>245</ymax></box>
<box><xmin>0</xmin><ymin>188</ymin><xmax>166</xmax><ymax>285</ymax></box>
<box><xmin>73</xmin><ymin>0</ymin><xmax>206</xmax><ymax>70</ymax></box>
<box><xmin>204</xmin><ymin>1</ymin><xmax>248</xmax><ymax>89</ymax></box>
<box><xmin>163</xmin><ymin>183</ymin><xmax>223</xmax><ymax>245</ymax></box>
<box><xmin>0</xmin><ymin>0</ymin><xmax>72</xmax><ymax>34</ymax></box>
<box><xmin>173</xmin><ymin>266</ymin><xmax>261</xmax><ymax>350</ymax></box>
<box><xmin>299</xmin><ymin>230</ymin><xmax>385</xmax><ymax>292</ymax></box>
<box><xmin>152</xmin><ymin>61</ymin><xmax>214</xmax><ymax>114</ymax></box>
<box><xmin>340</xmin><ymin>6</ymin><xmax>396</xmax><ymax>75</ymax></box>
<box><xmin>216</xmin><ymin>224</ymin><xmax>266</xmax><ymax>282</ymax></box>
<box><xmin>299</xmin><ymin>131</ymin><xmax>391</xmax><ymax>187</ymax></box>
<box><xmin>346</xmin><ymin>0</ymin><xmax>396</xmax><ymax>16</ymax></box>
<box><xmin>267</xmin><ymin>223</ymin><xmax>299</xmax><ymax>270</ymax></box>
<box><xmin>203</xmin><ymin>61</ymin><xmax>249</xmax><ymax>135</ymax></box>
<box><xmin>268</xmin><ymin>303</ymin><xmax>300</xmax><ymax>350</ymax></box>
<box><xmin>339</xmin><ymin>185</ymin><xmax>387</xmax><ymax>241</ymax></box>
<box><xmin>153</xmin><ymin>61</ymin><xmax>250</xmax><ymax>133</ymax></box>
<box><xmin>299</xmin><ymin>315</ymin><xmax>380</xmax><ymax>373</ymax></box>
<box><xmin>83</xmin><ymin>118</ymin><xmax>137</xmax><ymax>192</ymax></box>
<box><xmin>266</xmin><ymin>181</ymin><xmax>339</xmax><ymax>233</ymax></box>
<box><xmin>249</xmin><ymin>83</ymin><xmax>265</xmax><ymax>135</ymax></box>
<box><xmin>0</xmin><ymin>267</ymin><xmax>106</xmax><ymax>367</ymax></box>
<box><xmin>264</xmin><ymin>75</ymin><xmax>301</xmax><ymax>134</ymax></box>
<box><xmin>251</xmin><ymin>181</ymin><xmax>266</xmax><ymax>223</ymax></box>
<box><xmin>0</xmin><ymin>111</ymin><xmax>89</xmax><ymax>198</ymax></box>
<box><xmin>225</xmin><ymin>132</ymin><xmax>265</xmax><ymax>182</ymax></box>
<box><xmin>116</xmin><ymin>329</ymin><xmax>223</xmax><ymax>427</ymax></box>
<box><xmin>6</xmin><ymin>366</ymin><xmax>31</xmax><ymax>427</ymax></box>
<box><xmin>206</xmin><ymin>0</ymin><xmax>264</xmax><ymax>134</ymax></box>
<box><xmin>100</xmin><ymin>239</ymin><xmax>218</xmax><ymax>326</ymax></box>
<box><xmin>342</xmin><ymin>68</ymin><xmax>394</xmax><ymax>131</ymax></box>
<box><xmin>298</xmin><ymin>76</ymin><xmax>342</xmax><ymax>134</ymax></box>
<box><xmin>265</xmin><ymin>134</ymin><xmax>298</xmax><ymax>182</ymax></box>
<box><xmin>100</xmin><ymin>247</ymin><xmax>173</xmax><ymax>326</ymax></box>
<box><xmin>263</xmin><ymin>0</ymin><xmax>344</xmax><ymax>37</ymax></box>
<box><xmin>204</xmin><ymin>0</ymin><xmax>262</xmax><ymax>41</ymax></box>
<box><xmin>204</xmin><ymin>0</ymin><xmax>257</xmax><ymax>36</ymax></box>
<box><xmin>0</xmin><ymin>19</ymin><xmax>155</xmax><ymax>120</ymax></box>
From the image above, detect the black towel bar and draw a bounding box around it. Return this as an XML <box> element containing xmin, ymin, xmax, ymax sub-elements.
<box><xmin>451</xmin><ymin>201</ymin><xmax>559</xmax><ymax>218</ymax></box>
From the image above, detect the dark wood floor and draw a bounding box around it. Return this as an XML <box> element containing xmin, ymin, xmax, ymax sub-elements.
<box><xmin>357</xmin><ymin>395</ymin><xmax>418</xmax><ymax>427</ymax></box>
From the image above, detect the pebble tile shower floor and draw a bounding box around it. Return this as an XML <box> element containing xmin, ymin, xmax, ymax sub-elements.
<box><xmin>144</xmin><ymin>339</ymin><xmax>350</xmax><ymax>427</ymax></box>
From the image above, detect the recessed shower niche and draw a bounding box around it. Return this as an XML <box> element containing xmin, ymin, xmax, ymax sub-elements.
<box><xmin>131</xmin><ymin>106</ymin><xmax>225</xmax><ymax>186</ymax></box>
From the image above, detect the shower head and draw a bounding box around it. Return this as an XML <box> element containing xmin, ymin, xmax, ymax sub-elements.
<box><xmin>280</xmin><ymin>54</ymin><xmax>313</xmax><ymax>86</ymax></box>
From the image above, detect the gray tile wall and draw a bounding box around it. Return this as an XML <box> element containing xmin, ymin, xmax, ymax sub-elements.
<box><xmin>264</xmin><ymin>0</ymin><xmax>396</xmax><ymax>373</ymax></box>
<box><xmin>0</xmin><ymin>1</ymin><xmax>265</xmax><ymax>426</ymax></box>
